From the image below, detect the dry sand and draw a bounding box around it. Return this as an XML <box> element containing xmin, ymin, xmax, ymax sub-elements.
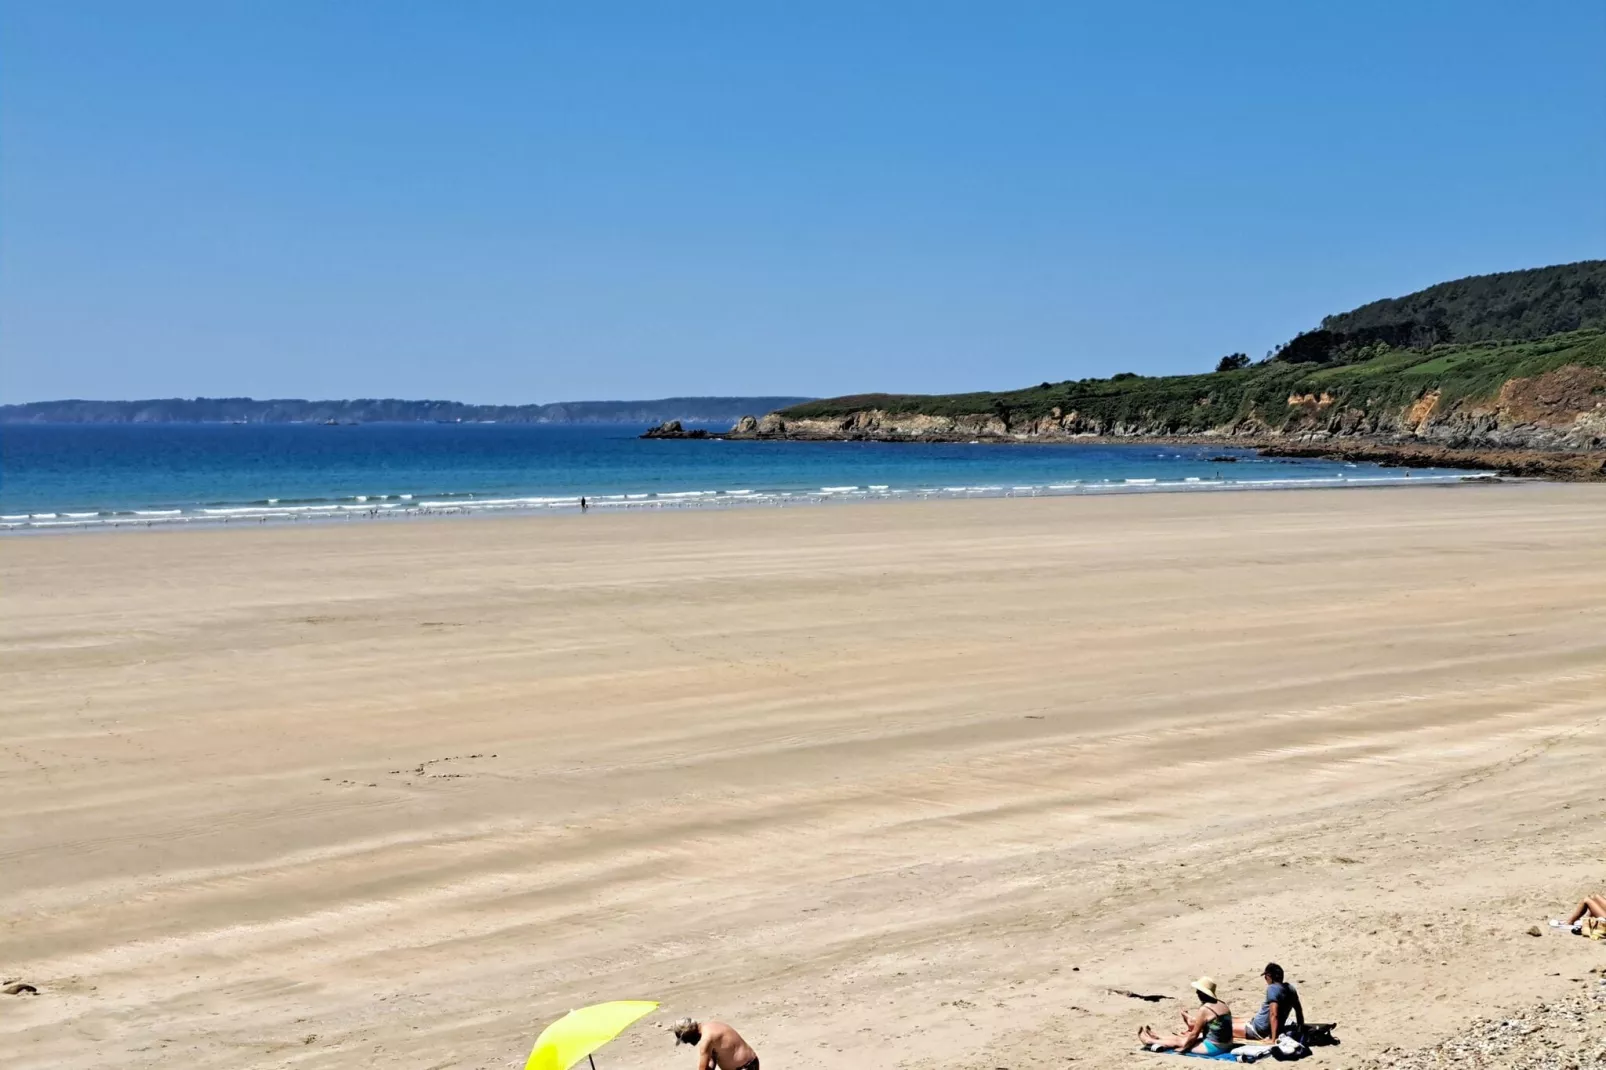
<box><xmin>4</xmin><ymin>484</ymin><xmax>1605</xmax><ymax>1069</ymax></box>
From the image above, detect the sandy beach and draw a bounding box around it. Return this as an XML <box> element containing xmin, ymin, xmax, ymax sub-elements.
<box><xmin>4</xmin><ymin>484</ymin><xmax>1605</xmax><ymax>1069</ymax></box>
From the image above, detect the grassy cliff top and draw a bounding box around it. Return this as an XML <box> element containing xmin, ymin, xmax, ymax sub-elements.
<box><xmin>779</xmin><ymin>329</ymin><xmax>1606</xmax><ymax>432</ymax></box>
<box><xmin>782</xmin><ymin>261</ymin><xmax>1606</xmax><ymax>430</ymax></box>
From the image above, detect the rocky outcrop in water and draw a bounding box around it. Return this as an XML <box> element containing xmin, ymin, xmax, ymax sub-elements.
<box><xmin>641</xmin><ymin>420</ymin><xmax>711</xmax><ymax>439</ymax></box>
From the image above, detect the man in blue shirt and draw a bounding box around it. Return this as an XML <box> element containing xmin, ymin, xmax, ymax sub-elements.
<box><xmin>1235</xmin><ymin>962</ymin><xmax>1304</xmax><ymax>1043</ymax></box>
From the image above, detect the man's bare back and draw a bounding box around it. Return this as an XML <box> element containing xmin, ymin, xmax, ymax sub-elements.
<box><xmin>671</xmin><ymin>1018</ymin><xmax>758</xmax><ymax>1070</ymax></box>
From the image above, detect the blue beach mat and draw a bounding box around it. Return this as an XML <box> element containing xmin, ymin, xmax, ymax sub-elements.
<box><xmin>1168</xmin><ymin>1051</ymin><xmax>1242</xmax><ymax>1061</ymax></box>
<box><xmin>1142</xmin><ymin>1047</ymin><xmax>1278</xmax><ymax>1063</ymax></box>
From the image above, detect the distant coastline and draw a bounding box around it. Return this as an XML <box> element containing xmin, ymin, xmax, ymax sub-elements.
<box><xmin>0</xmin><ymin>395</ymin><xmax>814</xmax><ymax>426</ymax></box>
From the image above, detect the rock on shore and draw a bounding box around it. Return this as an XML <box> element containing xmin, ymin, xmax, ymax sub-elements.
<box><xmin>1355</xmin><ymin>974</ymin><xmax>1606</xmax><ymax>1070</ymax></box>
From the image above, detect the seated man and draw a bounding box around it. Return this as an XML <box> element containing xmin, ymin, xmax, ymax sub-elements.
<box><xmin>1552</xmin><ymin>894</ymin><xmax>1606</xmax><ymax>931</ymax></box>
<box><xmin>670</xmin><ymin>1018</ymin><xmax>759</xmax><ymax>1070</ymax></box>
<box><xmin>1139</xmin><ymin>977</ymin><xmax>1234</xmax><ymax>1055</ymax></box>
<box><xmin>1234</xmin><ymin>962</ymin><xmax>1304</xmax><ymax>1043</ymax></box>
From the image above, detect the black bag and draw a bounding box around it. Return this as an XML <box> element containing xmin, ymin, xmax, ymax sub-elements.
<box><xmin>1285</xmin><ymin>1022</ymin><xmax>1338</xmax><ymax>1047</ymax></box>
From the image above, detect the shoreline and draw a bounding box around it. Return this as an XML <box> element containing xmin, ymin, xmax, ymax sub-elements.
<box><xmin>1254</xmin><ymin>437</ymin><xmax>1606</xmax><ymax>480</ymax></box>
<box><xmin>1</xmin><ymin>468</ymin><xmax>1500</xmax><ymax>534</ymax></box>
<box><xmin>650</xmin><ymin>424</ymin><xmax>1606</xmax><ymax>482</ymax></box>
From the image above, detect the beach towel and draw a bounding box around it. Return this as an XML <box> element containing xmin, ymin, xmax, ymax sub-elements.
<box><xmin>1143</xmin><ymin>1048</ymin><xmax>1245</xmax><ymax>1061</ymax></box>
<box><xmin>1142</xmin><ymin>1034</ymin><xmax>1310</xmax><ymax>1063</ymax></box>
<box><xmin>1142</xmin><ymin>1045</ymin><xmax>1262</xmax><ymax>1063</ymax></box>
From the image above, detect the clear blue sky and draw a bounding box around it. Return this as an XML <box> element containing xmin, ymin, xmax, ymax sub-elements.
<box><xmin>3</xmin><ymin>1</ymin><xmax>1602</xmax><ymax>404</ymax></box>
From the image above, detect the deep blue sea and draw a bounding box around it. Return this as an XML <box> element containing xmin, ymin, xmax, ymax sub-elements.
<box><xmin>0</xmin><ymin>423</ymin><xmax>1478</xmax><ymax>530</ymax></box>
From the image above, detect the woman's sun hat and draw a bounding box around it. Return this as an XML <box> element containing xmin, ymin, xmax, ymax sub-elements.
<box><xmin>1191</xmin><ymin>976</ymin><xmax>1219</xmax><ymax>1000</ymax></box>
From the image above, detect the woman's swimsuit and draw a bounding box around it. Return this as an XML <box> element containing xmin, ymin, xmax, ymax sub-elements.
<box><xmin>1199</xmin><ymin>1006</ymin><xmax>1234</xmax><ymax>1055</ymax></box>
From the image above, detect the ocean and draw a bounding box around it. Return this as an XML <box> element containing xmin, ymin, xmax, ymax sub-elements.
<box><xmin>0</xmin><ymin>422</ymin><xmax>1480</xmax><ymax>530</ymax></box>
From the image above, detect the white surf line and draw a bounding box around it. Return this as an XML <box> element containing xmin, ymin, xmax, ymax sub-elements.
<box><xmin>0</xmin><ymin>473</ymin><xmax>1495</xmax><ymax>533</ymax></box>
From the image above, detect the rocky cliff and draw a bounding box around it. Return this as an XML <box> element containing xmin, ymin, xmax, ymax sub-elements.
<box><xmin>728</xmin><ymin>363</ymin><xmax>1606</xmax><ymax>452</ymax></box>
<box><xmin>696</xmin><ymin>335</ymin><xmax>1606</xmax><ymax>480</ymax></box>
<box><xmin>642</xmin><ymin>266</ymin><xmax>1606</xmax><ymax>479</ymax></box>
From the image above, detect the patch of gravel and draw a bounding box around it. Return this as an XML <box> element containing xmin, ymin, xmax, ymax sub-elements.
<box><xmin>1355</xmin><ymin>972</ymin><xmax>1606</xmax><ymax>1069</ymax></box>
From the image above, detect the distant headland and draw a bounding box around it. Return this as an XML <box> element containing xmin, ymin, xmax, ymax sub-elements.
<box><xmin>645</xmin><ymin>261</ymin><xmax>1606</xmax><ymax>481</ymax></box>
<box><xmin>0</xmin><ymin>396</ymin><xmax>814</xmax><ymax>426</ymax></box>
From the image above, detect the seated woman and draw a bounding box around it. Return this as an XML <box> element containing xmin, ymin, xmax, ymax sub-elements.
<box><xmin>1139</xmin><ymin>977</ymin><xmax>1234</xmax><ymax>1056</ymax></box>
<box><xmin>1553</xmin><ymin>894</ymin><xmax>1606</xmax><ymax>931</ymax></box>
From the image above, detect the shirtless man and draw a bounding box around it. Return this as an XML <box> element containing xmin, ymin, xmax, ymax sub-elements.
<box><xmin>671</xmin><ymin>1018</ymin><xmax>759</xmax><ymax>1070</ymax></box>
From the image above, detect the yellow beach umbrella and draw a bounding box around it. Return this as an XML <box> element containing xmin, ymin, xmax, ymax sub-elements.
<box><xmin>525</xmin><ymin>1000</ymin><xmax>660</xmax><ymax>1070</ymax></box>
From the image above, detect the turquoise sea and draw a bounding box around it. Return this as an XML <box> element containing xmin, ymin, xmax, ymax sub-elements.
<box><xmin>0</xmin><ymin>423</ymin><xmax>1479</xmax><ymax>531</ymax></box>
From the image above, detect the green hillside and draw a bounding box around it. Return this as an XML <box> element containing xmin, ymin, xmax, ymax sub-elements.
<box><xmin>1321</xmin><ymin>260</ymin><xmax>1606</xmax><ymax>344</ymax></box>
<box><xmin>780</xmin><ymin>329</ymin><xmax>1606</xmax><ymax>434</ymax></box>
<box><xmin>780</xmin><ymin>261</ymin><xmax>1606</xmax><ymax>437</ymax></box>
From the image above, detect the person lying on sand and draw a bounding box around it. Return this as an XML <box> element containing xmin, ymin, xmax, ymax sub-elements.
<box><xmin>1233</xmin><ymin>962</ymin><xmax>1304</xmax><ymax>1043</ymax></box>
<box><xmin>1552</xmin><ymin>894</ymin><xmax>1606</xmax><ymax>931</ymax></box>
<box><xmin>1138</xmin><ymin>977</ymin><xmax>1234</xmax><ymax>1055</ymax></box>
<box><xmin>671</xmin><ymin>1017</ymin><xmax>759</xmax><ymax>1070</ymax></box>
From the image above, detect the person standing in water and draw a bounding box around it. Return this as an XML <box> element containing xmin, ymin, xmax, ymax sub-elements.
<box><xmin>579</xmin><ymin>496</ymin><xmax>588</xmax><ymax>512</ymax></box>
<box><xmin>671</xmin><ymin>1018</ymin><xmax>759</xmax><ymax>1070</ymax></box>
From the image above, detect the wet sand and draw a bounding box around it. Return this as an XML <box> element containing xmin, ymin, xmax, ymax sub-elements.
<box><xmin>4</xmin><ymin>484</ymin><xmax>1605</xmax><ymax>1069</ymax></box>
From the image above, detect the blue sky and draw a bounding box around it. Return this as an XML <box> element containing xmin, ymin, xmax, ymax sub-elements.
<box><xmin>2</xmin><ymin>2</ymin><xmax>1602</xmax><ymax>404</ymax></box>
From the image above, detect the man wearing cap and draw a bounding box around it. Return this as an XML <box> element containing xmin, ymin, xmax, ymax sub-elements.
<box><xmin>1138</xmin><ymin>977</ymin><xmax>1235</xmax><ymax>1055</ymax></box>
<box><xmin>670</xmin><ymin>1018</ymin><xmax>759</xmax><ymax>1070</ymax></box>
<box><xmin>1235</xmin><ymin>962</ymin><xmax>1304</xmax><ymax>1044</ymax></box>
